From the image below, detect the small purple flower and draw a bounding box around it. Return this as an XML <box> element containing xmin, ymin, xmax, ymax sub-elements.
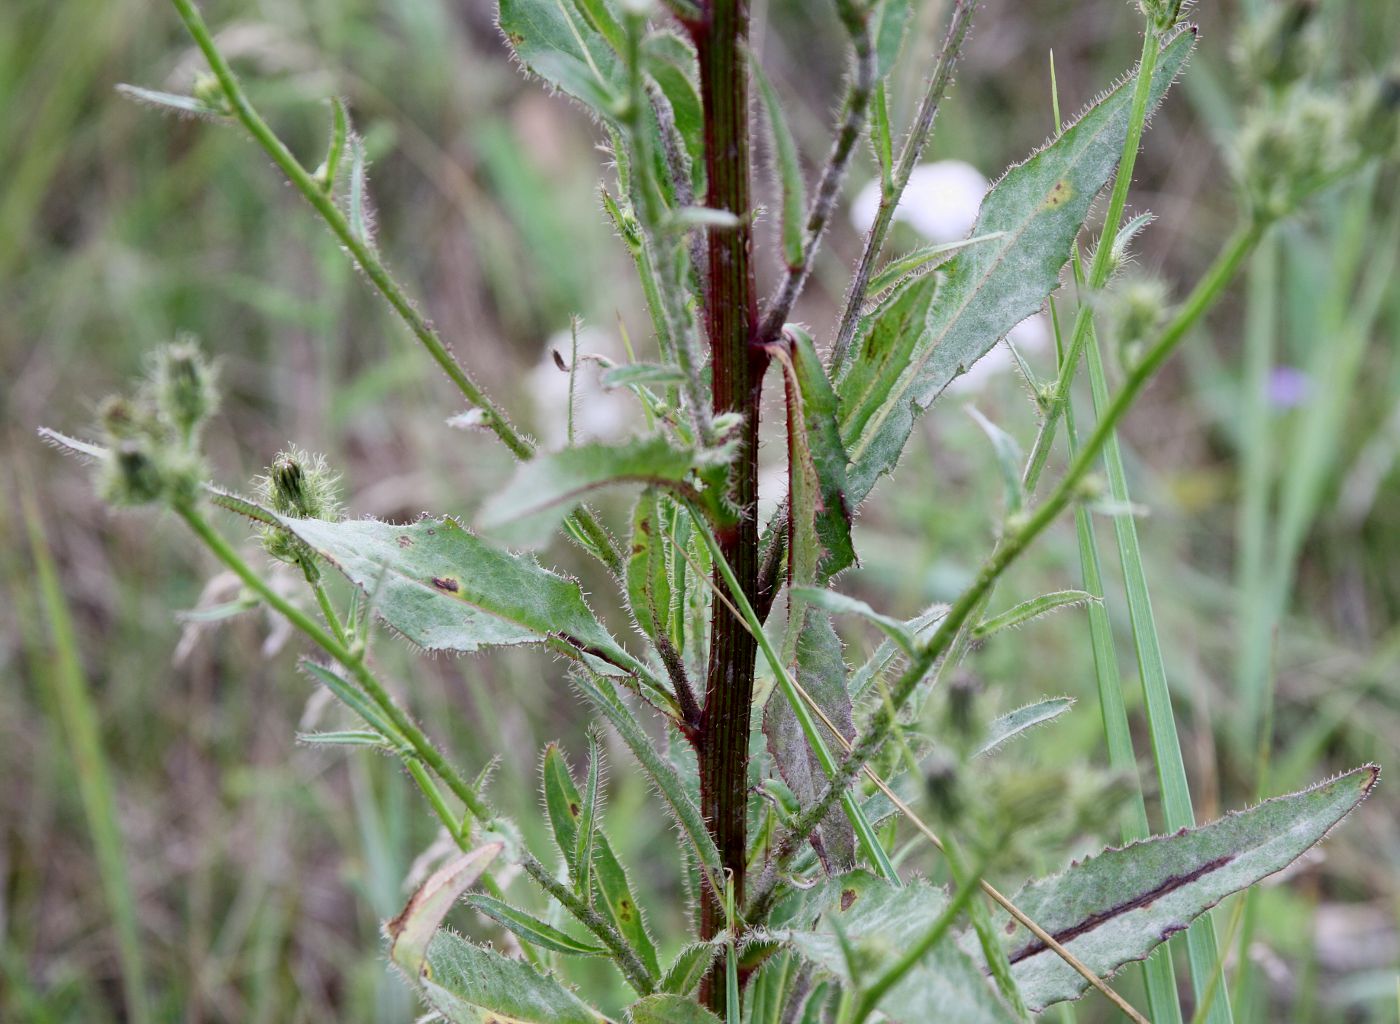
<box><xmin>1267</xmin><ymin>365</ymin><xmax>1311</xmax><ymax>409</ymax></box>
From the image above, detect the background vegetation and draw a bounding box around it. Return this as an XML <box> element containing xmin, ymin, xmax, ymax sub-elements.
<box><xmin>3</xmin><ymin>0</ymin><xmax>1397</xmax><ymax>1020</ymax></box>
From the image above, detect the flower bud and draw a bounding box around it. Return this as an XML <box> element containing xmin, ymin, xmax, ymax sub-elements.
<box><xmin>1233</xmin><ymin>1</ymin><xmax>1321</xmax><ymax>91</ymax></box>
<box><xmin>192</xmin><ymin>72</ymin><xmax>231</xmax><ymax>115</ymax></box>
<box><xmin>152</xmin><ymin>338</ymin><xmax>218</xmax><ymax>441</ymax></box>
<box><xmin>101</xmin><ymin>440</ymin><xmax>165</xmax><ymax>506</ymax></box>
<box><xmin>257</xmin><ymin>447</ymin><xmax>343</xmax><ymax>563</ymax></box>
<box><xmin>1236</xmin><ymin>90</ymin><xmax>1356</xmax><ymax>220</ymax></box>
<box><xmin>1102</xmin><ymin>277</ymin><xmax>1170</xmax><ymax>368</ymax></box>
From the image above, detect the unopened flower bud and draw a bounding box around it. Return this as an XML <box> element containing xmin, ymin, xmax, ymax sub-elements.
<box><xmin>1102</xmin><ymin>277</ymin><xmax>1170</xmax><ymax>368</ymax></box>
<box><xmin>192</xmin><ymin>72</ymin><xmax>231</xmax><ymax>114</ymax></box>
<box><xmin>101</xmin><ymin>440</ymin><xmax>165</xmax><ymax>506</ymax></box>
<box><xmin>1233</xmin><ymin>1</ymin><xmax>1321</xmax><ymax>91</ymax></box>
<box><xmin>257</xmin><ymin>447</ymin><xmax>343</xmax><ymax>563</ymax></box>
<box><xmin>153</xmin><ymin>338</ymin><xmax>218</xmax><ymax>441</ymax></box>
<box><xmin>922</xmin><ymin>749</ymin><xmax>962</xmax><ymax>823</ymax></box>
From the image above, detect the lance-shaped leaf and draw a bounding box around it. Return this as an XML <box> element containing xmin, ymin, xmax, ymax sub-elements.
<box><xmin>541</xmin><ymin>743</ymin><xmax>663</xmax><ymax>978</ymax></box>
<box><xmin>791</xmin><ymin>585</ymin><xmax>914</xmax><ymax>656</ymax></box>
<box><xmin>626</xmin><ymin>490</ymin><xmax>672</xmax><ymax>647</ymax></box>
<box><xmin>849</xmin><ymin>601</ymin><xmax>948</xmax><ymax>700</ymax></box>
<box><xmin>479</xmin><ymin>436</ymin><xmax>702</xmax><ymax>548</ymax></box>
<box><xmin>976</xmin><ymin>697</ymin><xmax>1075</xmax><ymax>757</ymax></box>
<box><xmin>387</xmin><ymin>843</ymin><xmax>501</xmax><ymax>977</ymax></box>
<box><xmin>659</xmin><ymin>941</ymin><xmax>720</xmax><ymax>996</ymax></box>
<box><xmin>642</xmin><ymin>31</ymin><xmax>703</xmax><ymax>185</ymax></box>
<box><xmin>752</xmin><ymin>58</ymin><xmax>806</xmax><ymax>268</ymax></box>
<box><xmin>627</xmin><ymin>994</ymin><xmax>722</xmax><ymax>1024</ymax></box>
<box><xmin>779</xmin><ymin>327</ymin><xmax>856</xmax><ymax>580</ymax></box>
<box><xmin>973</xmin><ymin>590</ymin><xmax>1097</xmax><ymax>640</ymax></box>
<box><xmin>776</xmin><ymin>872</ymin><xmax>1017</xmax><ymax>1024</ymax></box>
<box><xmin>837</xmin><ymin>28</ymin><xmax>1196</xmax><ymax>504</ymax></box>
<box><xmin>414</xmin><ymin>930</ymin><xmax>613</xmax><ymax>1024</ymax></box>
<box><xmin>465</xmin><ymin>894</ymin><xmax>608</xmax><ymax>957</ymax></box>
<box><xmin>278</xmin><ymin>515</ymin><xmax>643</xmax><ymax>672</ymax></box>
<box><xmin>977</xmin><ymin>765</ymin><xmax>1378</xmax><ymax>1012</ymax></box>
<box><xmin>764</xmin><ymin>611</ymin><xmax>857</xmax><ymax>873</ymax></box>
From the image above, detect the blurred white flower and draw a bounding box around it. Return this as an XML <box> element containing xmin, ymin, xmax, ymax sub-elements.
<box><xmin>528</xmin><ymin>325</ymin><xmax>635</xmax><ymax>447</ymax></box>
<box><xmin>850</xmin><ymin>160</ymin><xmax>990</xmax><ymax>244</ymax></box>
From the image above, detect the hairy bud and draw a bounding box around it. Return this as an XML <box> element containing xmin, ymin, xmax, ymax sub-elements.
<box><xmin>1233</xmin><ymin>1</ymin><xmax>1321</xmax><ymax>91</ymax></box>
<box><xmin>101</xmin><ymin>441</ymin><xmax>165</xmax><ymax>506</ymax></box>
<box><xmin>152</xmin><ymin>338</ymin><xmax>218</xmax><ymax>441</ymax></box>
<box><xmin>257</xmin><ymin>447</ymin><xmax>343</xmax><ymax>563</ymax></box>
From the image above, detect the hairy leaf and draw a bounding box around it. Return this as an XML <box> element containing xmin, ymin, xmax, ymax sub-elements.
<box><xmin>659</xmin><ymin>941</ymin><xmax>720</xmax><ymax>995</ymax></box>
<box><xmin>626</xmin><ymin>490</ymin><xmax>672</xmax><ymax>647</ymax></box>
<box><xmin>599</xmin><ymin>362</ymin><xmax>687</xmax><ymax>389</ymax></box>
<box><xmin>838</xmin><ymin>29</ymin><xmax>1196</xmax><ymax>504</ymax></box>
<box><xmin>541</xmin><ymin>743</ymin><xmax>662</xmax><ymax>978</ymax></box>
<box><xmin>466</xmin><ymin>894</ymin><xmax>608</xmax><ymax>957</ymax></box>
<box><xmin>966</xmin><ymin>406</ymin><xmax>1025</xmax><ymax>516</ymax></box>
<box><xmin>866</xmin><ymin>233</ymin><xmax>1005</xmax><ymax>297</ymax></box>
<box><xmin>849</xmin><ymin>601</ymin><xmax>948</xmax><ymax>700</ymax></box>
<box><xmin>779</xmin><ymin>328</ymin><xmax>856</xmax><ymax>580</ymax></box>
<box><xmin>980</xmin><ymin>765</ymin><xmax>1378</xmax><ymax>1011</ymax></box>
<box><xmin>973</xmin><ymin>590</ymin><xmax>1097</xmax><ymax>640</ymax></box>
<box><xmin>976</xmin><ymin>697</ymin><xmax>1075</xmax><ymax>757</ymax></box>
<box><xmin>752</xmin><ymin>57</ymin><xmax>806</xmax><ymax>268</ymax></box>
<box><xmin>479</xmin><ymin>436</ymin><xmax>700</xmax><ymax>547</ymax></box>
<box><xmin>387</xmin><ymin>844</ymin><xmax>501</xmax><ymax>977</ymax></box>
<box><xmin>764</xmin><ymin>611</ymin><xmax>857</xmax><ymax>873</ymax></box>
<box><xmin>642</xmin><ymin>32</ymin><xmax>703</xmax><ymax>186</ymax></box>
<box><xmin>499</xmin><ymin>0</ymin><xmax>624</xmax><ymax>117</ymax></box>
<box><xmin>278</xmin><ymin>516</ymin><xmax>642</xmax><ymax>673</ymax></box>
<box><xmin>415</xmin><ymin>930</ymin><xmax>612</xmax><ymax>1023</ymax></box>
<box><xmin>791</xmin><ymin>585</ymin><xmax>913</xmax><ymax>655</ymax></box>
<box><xmin>777</xmin><ymin>872</ymin><xmax>1017</xmax><ymax>1023</ymax></box>
<box><xmin>627</xmin><ymin>993</ymin><xmax>721</xmax><ymax>1024</ymax></box>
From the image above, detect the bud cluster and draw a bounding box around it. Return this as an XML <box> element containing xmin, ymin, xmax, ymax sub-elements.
<box><xmin>94</xmin><ymin>339</ymin><xmax>217</xmax><ymax>507</ymax></box>
<box><xmin>255</xmin><ymin>447</ymin><xmax>344</xmax><ymax>563</ymax></box>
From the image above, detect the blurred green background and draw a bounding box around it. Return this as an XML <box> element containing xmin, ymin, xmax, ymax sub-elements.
<box><xmin>3</xmin><ymin>0</ymin><xmax>1397</xmax><ymax>1020</ymax></box>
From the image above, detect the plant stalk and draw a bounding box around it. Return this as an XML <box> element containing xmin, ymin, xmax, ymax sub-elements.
<box><xmin>690</xmin><ymin>0</ymin><xmax>764</xmax><ymax>1004</ymax></box>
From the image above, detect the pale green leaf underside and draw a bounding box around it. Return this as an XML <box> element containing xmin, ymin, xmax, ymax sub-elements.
<box><xmin>279</xmin><ymin>516</ymin><xmax>638</xmax><ymax>672</ymax></box>
<box><xmin>838</xmin><ymin>28</ymin><xmax>1196</xmax><ymax>504</ymax></box>
<box><xmin>979</xmin><ymin>765</ymin><xmax>1377</xmax><ymax>1011</ymax></box>
<box><xmin>976</xmin><ymin>697</ymin><xmax>1074</xmax><ymax>757</ymax></box>
<box><xmin>627</xmin><ymin>993</ymin><xmax>722</xmax><ymax>1024</ymax></box>
<box><xmin>479</xmin><ymin>436</ymin><xmax>699</xmax><ymax>547</ymax></box>
<box><xmin>778</xmin><ymin>872</ymin><xmax>1017</xmax><ymax>1024</ymax></box>
<box><xmin>499</xmin><ymin>0</ymin><xmax>624</xmax><ymax>116</ymax></box>
<box><xmin>466</xmin><ymin>894</ymin><xmax>608</xmax><ymax>956</ymax></box>
<box><xmin>419</xmin><ymin>930</ymin><xmax>612</xmax><ymax>1024</ymax></box>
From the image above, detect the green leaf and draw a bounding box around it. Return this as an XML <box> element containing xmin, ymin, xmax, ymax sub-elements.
<box><xmin>300</xmin><ymin>660</ymin><xmax>400</xmax><ymax>742</ymax></box>
<box><xmin>871</xmin><ymin>0</ymin><xmax>914</xmax><ymax>80</ymax></box>
<box><xmin>499</xmin><ymin>0</ymin><xmax>624</xmax><ymax>118</ymax></box>
<box><xmin>277</xmin><ymin>515</ymin><xmax>642</xmax><ymax>673</ymax></box>
<box><xmin>966</xmin><ymin>406</ymin><xmax>1025</xmax><ymax>516</ymax></box>
<box><xmin>416</xmin><ymin>930</ymin><xmax>613</xmax><ymax>1024</ymax></box>
<box><xmin>600</xmin><ymin>362</ymin><xmax>687</xmax><ymax>390</ymax></box>
<box><xmin>659</xmin><ymin>941</ymin><xmax>720</xmax><ymax>996</ymax></box>
<box><xmin>465</xmin><ymin>894</ymin><xmax>608</xmax><ymax>957</ymax></box>
<box><xmin>540</xmin><ymin>743</ymin><xmax>663</xmax><ymax>978</ymax></box>
<box><xmin>979</xmin><ymin>766</ymin><xmax>1378</xmax><ymax>1012</ymax></box>
<box><xmin>115</xmin><ymin>83</ymin><xmax>226</xmax><ymax>118</ymax></box>
<box><xmin>574</xmin><ymin>734</ymin><xmax>603</xmax><ymax>899</ymax></box>
<box><xmin>347</xmin><ymin>134</ymin><xmax>374</xmax><ymax>248</ymax></box>
<box><xmin>752</xmin><ymin>56</ymin><xmax>806</xmax><ymax>268</ymax></box>
<box><xmin>626</xmin><ymin>490</ymin><xmax>673</xmax><ymax>647</ymax></box>
<box><xmin>866</xmin><ymin>233</ymin><xmax>1006</xmax><ymax>297</ymax></box>
<box><xmin>792</xmin><ymin>585</ymin><xmax>914</xmax><ymax>656</ymax></box>
<box><xmin>296</xmin><ymin>729</ymin><xmax>389</xmax><ymax>748</ymax></box>
<box><xmin>976</xmin><ymin>697</ymin><xmax>1074</xmax><ymax>757</ymax></box>
<box><xmin>778</xmin><ymin>328</ymin><xmax>856</xmax><ymax>579</ymax></box>
<box><xmin>479</xmin><ymin>436</ymin><xmax>701</xmax><ymax>547</ymax></box>
<box><xmin>972</xmin><ymin>590</ymin><xmax>1097</xmax><ymax>640</ymax></box>
<box><xmin>641</xmin><ymin>32</ymin><xmax>703</xmax><ymax>186</ymax></box>
<box><xmin>777</xmin><ymin>872</ymin><xmax>1017</xmax><ymax>1023</ymax></box>
<box><xmin>387</xmin><ymin>844</ymin><xmax>502</xmax><ymax>976</ymax></box>
<box><xmin>763</xmin><ymin>611</ymin><xmax>857</xmax><ymax>872</ymax></box>
<box><xmin>627</xmin><ymin>993</ymin><xmax>722</xmax><ymax>1024</ymax></box>
<box><xmin>849</xmin><ymin>601</ymin><xmax>947</xmax><ymax>700</ymax></box>
<box><xmin>572</xmin><ymin>672</ymin><xmax>724</xmax><ymax>884</ymax></box>
<box><xmin>837</xmin><ymin>29</ymin><xmax>1196</xmax><ymax>503</ymax></box>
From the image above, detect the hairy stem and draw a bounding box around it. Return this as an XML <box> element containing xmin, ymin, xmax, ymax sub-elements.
<box><xmin>829</xmin><ymin>0</ymin><xmax>974</xmax><ymax>371</ymax></box>
<box><xmin>690</xmin><ymin>0</ymin><xmax>763</xmax><ymax>1006</ymax></box>
<box><xmin>165</xmin><ymin>0</ymin><xmax>624</xmax><ymax>575</ymax></box>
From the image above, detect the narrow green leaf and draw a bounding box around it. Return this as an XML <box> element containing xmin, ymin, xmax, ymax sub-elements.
<box><xmin>976</xmin><ymin>697</ymin><xmax>1074</xmax><ymax>757</ymax></box>
<box><xmin>778</xmin><ymin>328</ymin><xmax>857</xmax><ymax>579</ymax></box>
<box><xmin>315</xmin><ymin>96</ymin><xmax>349</xmax><ymax>192</ymax></box>
<box><xmin>628</xmin><ymin>994</ymin><xmax>722</xmax><ymax>1024</ymax></box>
<box><xmin>837</xmin><ymin>29</ymin><xmax>1196</xmax><ymax>504</ymax></box>
<box><xmin>387</xmin><ymin>843</ymin><xmax>502</xmax><ymax>976</ymax></box>
<box><xmin>871</xmin><ymin>0</ymin><xmax>914</xmax><ymax>79</ymax></box>
<box><xmin>972</xmin><ymin>590</ymin><xmax>1097</xmax><ymax>640</ymax></box>
<box><xmin>626</xmin><ymin>490</ymin><xmax>673</xmax><ymax>646</ymax></box>
<box><xmin>300</xmin><ymin>660</ymin><xmax>400</xmax><ymax>742</ymax></box>
<box><xmin>764</xmin><ymin>611</ymin><xmax>857</xmax><ymax>871</ymax></box>
<box><xmin>752</xmin><ymin>56</ymin><xmax>806</xmax><ymax>267</ymax></box>
<box><xmin>277</xmin><ymin>515</ymin><xmax>646</xmax><ymax>675</ymax></box>
<box><xmin>115</xmin><ymin>83</ymin><xmax>225</xmax><ymax>118</ymax></box>
<box><xmin>966</xmin><ymin>406</ymin><xmax>1026</xmax><ymax>517</ymax></box>
<box><xmin>479</xmin><ymin>436</ymin><xmax>702</xmax><ymax>547</ymax></box>
<box><xmin>866</xmin><ymin>233</ymin><xmax>1006</xmax><ymax>297</ymax></box>
<box><xmin>980</xmin><ymin>766</ymin><xmax>1378</xmax><ymax>1012</ymax></box>
<box><xmin>659</xmin><ymin>941</ymin><xmax>720</xmax><ymax>996</ymax></box>
<box><xmin>541</xmin><ymin>742</ymin><xmax>664</xmax><ymax>978</ymax></box>
<box><xmin>870</xmin><ymin>83</ymin><xmax>894</xmax><ymax>191</ymax></box>
<box><xmin>574</xmin><ymin>734</ymin><xmax>603</xmax><ymax>899</ymax></box>
<box><xmin>790</xmin><ymin>585</ymin><xmax>913</xmax><ymax>655</ymax></box>
<box><xmin>600</xmin><ymin>362</ymin><xmax>687</xmax><ymax>389</ymax></box>
<box><xmin>347</xmin><ymin>134</ymin><xmax>373</xmax><ymax>248</ymax></box>
<box><xmin>417</xmin><ymin>930</ymin><xmax>613</xmax><ymax>1024</ymax></box>
<box><xmin>848</xmin><ymin>601</ymin><xmax>947</xmax><ymax>700</ymax></box>
<box><xmin>296</xmin><ymin>729</ymin><xmax>389</xmax><ymax>748</ymax></box>
<box><xmin>777</xmin><ymin>872</ymin><xmax>1017</xmax><ymax>1023</ymax></box>
<box><xmin>573</xmin><ymin>672</ymin><xmax>725</xmax><ymax>885</ymax></box>
<box><xmin>466</xmin><ymin>894</ymin><xmax>609</xmax><ymax>957</ymax></box>
<box><xmin>641</xmin><ymin>32</ymin><xmax>703</xmax><ymax>185</ymax></box>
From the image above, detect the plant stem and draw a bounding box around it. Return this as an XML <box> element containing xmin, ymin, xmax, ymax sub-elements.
<box><xmin>691</xmin><ymin>0</ymin><xmax>763</xmax><ymax>973</ymax></box>
<box><xmin>165</xmin><ymin>0</ymin><xmax>624</xmax><ymax>575</ymax></box>
<box><xmin>829</xmin><ymin>0</ymin><xmax>974</xmax><ymax>371</ymax></box>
